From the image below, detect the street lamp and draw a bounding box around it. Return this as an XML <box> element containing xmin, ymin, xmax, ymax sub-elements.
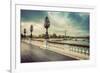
<box><xmin>44</xmin><ymin>16</ymin><xmax>50</xmax><ymax>39</ymax></box>
<box><xmin>30</xmin><ymin>25</ymin><xmax>33</xmax><ymax>39</ymax></box>
<box><xmin>24</xmin><ymin>28</ymin><xmax>26</xmax><ymax>39</ymax></box>
<box><xmin>44</xmin><ymin>16</ymin><xmax>50</xmax><ymax>49</ymax></box>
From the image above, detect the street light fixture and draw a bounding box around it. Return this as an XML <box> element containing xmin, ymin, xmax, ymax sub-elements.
<box><xmin>24</xmin><ymin>28</ymin><xmax>26</xmax><ymax>39</ymax></box>
<box><xmin>30</xmin><ymin>25</ymin><xmax>33</xmax><ymax>39</ymax></box>
<box><xmin>44</xmin><ymin>16</ymin><xmax>50</xmax><ymax>39</ymax></box>
<box><xmin>44</xmin><ymin>16</ymin><xmax>50</xmax><ymax>49</ymax></box>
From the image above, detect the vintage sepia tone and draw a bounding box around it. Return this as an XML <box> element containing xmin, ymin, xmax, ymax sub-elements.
<box><xmin>20</xmin><ymin>10</ymin><xmax>90</xmax><ymax>63</ymax></box>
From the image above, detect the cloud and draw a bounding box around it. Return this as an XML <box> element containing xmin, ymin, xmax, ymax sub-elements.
<box><xmin>21</xmin><ymin>10</ymin><xmax>48</xmax><ymax>23</ymax></box>
<box><xmin>21</xmin><ymin>22</ymin><xmax>45</xmax><ymax>36</ymax></box>
<box><xmin>47</xmin><ymin>12</ymin><xmax>89</xmax><ymax>36</ymax></box>
<box><xmin>67</xmin><ymin>12</ymin><xmax>89</xmax><ymax>31</ymax></box>
<box><xmin>21</xmin><ymin>10</ymin><xmax>89</xmax><ymax>36</ymax></box>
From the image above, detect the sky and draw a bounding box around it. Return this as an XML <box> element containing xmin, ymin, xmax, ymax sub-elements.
<box><xmin>21</xmin><ymin>10</ymin><xmax>90</xmax><ymax>37</ymax></box>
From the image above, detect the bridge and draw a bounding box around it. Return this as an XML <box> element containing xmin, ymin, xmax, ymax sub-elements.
<box><xmin>21</xmin><ymin>38</ymin><xmax>89</xmax><ymax>63</ymax></box>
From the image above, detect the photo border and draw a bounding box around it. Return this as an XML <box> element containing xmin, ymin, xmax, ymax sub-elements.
<box><xmin>11</xmin><ymin>4</ymin><xmax>96</xmax><ymax>73</ymax></box>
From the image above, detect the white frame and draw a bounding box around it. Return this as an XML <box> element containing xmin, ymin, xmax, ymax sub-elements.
<box><xmin>11</xmin><ymin>3</ymin><xmax>96</xmax><ymax>73</ymax></box>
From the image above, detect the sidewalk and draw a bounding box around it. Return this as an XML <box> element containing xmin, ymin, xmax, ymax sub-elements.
<box><xmin>22</xmin><ymin>39</ymin><xmax>89</xmax><ymax>60</ymax></box>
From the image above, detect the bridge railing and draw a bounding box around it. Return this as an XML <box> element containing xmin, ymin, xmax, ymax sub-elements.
<box><xmin>69</xmin><ymin>45</ymin><xmax>89</xmax><ymax>55</ymax></box>
<box><xmin>48</xmin><ymin>40</ymin><xmax>89</xmax><ymax>56</ymax></box>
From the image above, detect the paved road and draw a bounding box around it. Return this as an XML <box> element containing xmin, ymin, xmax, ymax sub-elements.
<box><xmin>21</xmin><ymin>42</ymin><xmax>77</xmax><ymax>63</ymax></box>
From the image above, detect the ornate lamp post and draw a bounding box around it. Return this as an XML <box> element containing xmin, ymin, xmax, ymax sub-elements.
<box><xmin>30</xmin><ymin>25</ymin><xmax>33</xmax><ymax>39</ymax></box>
<box><xmin>44</xmin><ymin>16</ymin><xmax>50</xmax><ymax>39</ymax></box>
<box><xmin>24</xmin><ymin>28</ymin><xmax>26</xmax><ymax>39</ymax></box>
<box><xmin>44</xmin><ymin>16</ymin><xmax>50</xmax><ymax>49</ymax></box>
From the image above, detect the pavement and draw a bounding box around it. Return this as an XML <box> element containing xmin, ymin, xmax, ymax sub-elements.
<box><xmin>22</xmin><ymin>39</ymin><xmax>89</xmax><ymax>60</ymax></box>
<box><xmin>21</xmin><ymin>41</ymin><xmax>77</xmax><ymax>63</ymax></box>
